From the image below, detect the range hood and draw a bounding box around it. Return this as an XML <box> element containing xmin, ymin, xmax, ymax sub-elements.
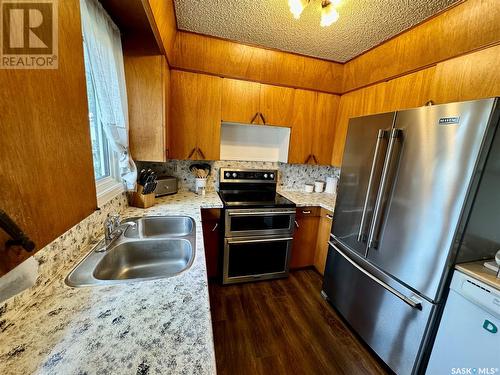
<box><xmin>220</xmin><ymin>122</ymin><xmax>291</xmax><ymax>162</ymax></box>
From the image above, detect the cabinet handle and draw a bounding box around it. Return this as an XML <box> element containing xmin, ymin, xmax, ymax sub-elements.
<box><xmin>312</xmin><ymin>154</ymin><xmax>319</xmax><ymax>164</ymax></box>
<box><xmin>326</xmin><ymin>214</ymin><xmax>333</xmax><ymax>220</ymax></box>
<box><xmin>259</xmin><ymin>112</ymin><xmax>266</xmax><ymax>124</ymax></box>
<box><xmin>165</xmin><ymin>148</ymin><xmax>170</xmax><ymax>159</ymax></box>
<box><xmin>187</xmin><ymin>148</ymin><xmax>196</xmax><ymax>159</ymax></box>
<box><xmin>250</xmin><ymin>112</ymin><xmax>260</xmax><ymax>124</ymax></box>
<box><xmin>197</xmin><ymin>147</ymin><xmax>206</xmax><ymax>160</ymax></box>
<box><xmin>294</xmin><ymin>220</ymin><xmax>299</xmax><ymax>228</ymax></box>
<box><xmin>304</xmin><ymin>154</ymin><xmax>312</xmax><ymax>164</ymax></box>
<box><xmin>211</xmin><ymin>223</ymin><xmax>218</xmax><ymax>232</ymax></box>
<box><xmin>302</xmin><ymin>210</ymin><xmax>311</xmax><ymax>214</ymax></box>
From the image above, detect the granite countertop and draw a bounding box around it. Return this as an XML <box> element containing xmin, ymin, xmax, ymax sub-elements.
<box><xmin>0</xmin><ymin>191</ymin><xmax>223</xmax><ymax>375</ymax></box>
<box><xmin>279</xmin><ymin>191</ymin><xmax>336</xmax><ymax>212</ymax></box>
<box><xmin>456</xmin><ymin>260</ymin><xmax>500</xmax><ymax>291</ymax></box>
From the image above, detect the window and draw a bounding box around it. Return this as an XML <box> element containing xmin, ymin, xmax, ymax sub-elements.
<box><xmin>83</xmin><ymin>48</ymin><xmax>123</xmax><ymax>207</ymax></box>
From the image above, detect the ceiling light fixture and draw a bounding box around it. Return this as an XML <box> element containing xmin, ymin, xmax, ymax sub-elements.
<box><xmin>288</xmin><ymin>0</ymin><xmax>340</xmax><ymax>27</ymax></box>
<box><xmin>288</xmin><ymin>0</ymin><xmax>310</xmax><ymax>19</ymax></box>
<box><xmin>320</xmin><ymin>1</ymin><xmax>339</xmax><ymax>27</ymax></box>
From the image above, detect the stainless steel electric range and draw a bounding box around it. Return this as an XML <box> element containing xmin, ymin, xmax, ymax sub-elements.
<box><xmin>218</xmin><ymin>168</ymin><xmax>296</xmax><ymax>285</ymax></box>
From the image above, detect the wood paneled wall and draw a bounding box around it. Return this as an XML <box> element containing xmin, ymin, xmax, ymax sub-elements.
<box><xmin>332</xmin><ymin>44</ymin><xmax>500</xmax><ymax>165</ymax></box>
<box><xmin>145</xmin><ymin>0</ymin><xmax>177</xmax><ymax>62</ymax></box>
<box><xmin>342</xmin><ymin>0</ymin><xmax>500</xmax><ymax>92</ymax></box>
<box><xmin>0</xmin><ymin>0</ymin><xmax>97</xmax><ymax>275</ymax></box>
<box><xmin>171</xmin><ymin>31</ymin><xmax>344</xmax><ymax>94</ymax></box>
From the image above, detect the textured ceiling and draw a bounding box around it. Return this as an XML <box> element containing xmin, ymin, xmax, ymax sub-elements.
<box><xmin>173</xmin><ymin>0</ymin><xmax>459</xmax><ymax>62</ymax></box>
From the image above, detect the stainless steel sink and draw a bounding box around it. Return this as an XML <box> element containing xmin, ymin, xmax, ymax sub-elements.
<box><xmin>124</xmin><ymin>216</ymin><xmax>194</xmax><ymax>238</ymax></box>
<box><xmin>93</xmin><ymin>239</ymin><xmax>192</xmax><ymax>280</ymax></box>
<box><xmin>65</xmin><ymin>216</ymin><xmax>196</xmax><ymax>287</ymax></box>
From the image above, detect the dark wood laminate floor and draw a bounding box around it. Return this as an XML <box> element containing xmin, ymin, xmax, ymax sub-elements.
<box><xmin>209</xmin><ymin>269</ymin><xmax>389</xmax><ymax>375</ymax></box>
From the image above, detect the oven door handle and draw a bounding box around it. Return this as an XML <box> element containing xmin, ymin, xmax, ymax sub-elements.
<box><xmin>227</xmin><ymin>211</ymin><xmax>296</xmax><ymax>216</ymax></box>
<box><xmin>227</xmin><ymin>237</ymin><xmax>294</xmax><ymax>244</ymax></box>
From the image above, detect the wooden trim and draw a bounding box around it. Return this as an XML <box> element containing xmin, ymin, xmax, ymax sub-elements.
<box><xmin>141</xmin><ymin>0</ymin><xmax>167</xmax><ymax>57</ymax></box>
<box><xmin>170</xmin><ymin>66</ymin><xmax>343</xmax><ymax>95</ymax></box>
<box><xmin>145</xmin><ymin>0</ymin><xmax>177</xmax><ymax>65</ymax></box>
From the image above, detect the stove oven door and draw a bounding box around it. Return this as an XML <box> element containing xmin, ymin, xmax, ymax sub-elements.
<box><xmin>223</xmin><ymin>235</ymin><xmax>293</xmax><ymax>284</ymax></box>
<box><xmin>225</xmin><ymin>208</ymin><xmax>296</xmax><ymax>237</ymax></box>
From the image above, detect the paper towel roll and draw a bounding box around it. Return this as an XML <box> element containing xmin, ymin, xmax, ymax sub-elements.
<box><xmin>0</xmin><ymin>256</ymin><xmax>38</xmax><ymax>303</ymax></box>
<box><xmin>325</xmin><ymin>176</ymin><xmax>338</xmax><ymax>194</ymax></box>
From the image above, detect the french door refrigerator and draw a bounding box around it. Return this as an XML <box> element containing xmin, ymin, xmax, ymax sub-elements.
<box><xmin>322</xmin><ymin>98</ymin><xmax>500</xmax><ymax>374</ymax></box>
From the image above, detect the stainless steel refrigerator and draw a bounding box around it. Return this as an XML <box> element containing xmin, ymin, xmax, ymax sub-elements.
<box><xmin>322</xmin><ymin>98</ymin><xmax>500</xmax><ymax>374</ymax></box>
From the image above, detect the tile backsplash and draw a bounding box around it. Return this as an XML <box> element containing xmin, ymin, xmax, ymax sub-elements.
<box><xmin>136</xmin><ymin>160</ymin><xmax>340</xmax><ymax>192</ymax></box>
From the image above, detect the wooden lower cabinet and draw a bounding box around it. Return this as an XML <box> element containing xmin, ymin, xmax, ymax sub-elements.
<box><xmin>314</xmin><ymin>208</ymin><xmax>334</xmax><ymax>275</ymax></box>
<box><xmin>201</xmin><ymin>208</ymin><xmax>222</xmax><ymax>278</ymax></box>
<box><xmin>290</xmin><ymin>206</ymin><xmax>333</xmax><ymax>273</ymax></box>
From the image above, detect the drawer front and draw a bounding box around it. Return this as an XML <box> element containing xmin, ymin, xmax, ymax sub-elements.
<box><xmin>295</xmin><ymin>206</ymin><xmax>321</xmax><ymax>218</ymax></box>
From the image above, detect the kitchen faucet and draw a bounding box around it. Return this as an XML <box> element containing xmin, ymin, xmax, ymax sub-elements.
<box><xmin>96</xmin><ymin>214</ymin><xmax>136</xmax><ymax>252</ymax></box>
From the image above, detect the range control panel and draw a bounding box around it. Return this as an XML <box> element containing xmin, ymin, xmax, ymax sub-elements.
<box><xmin>220</xmin><ymin>168</ymin><xmax>277</xmax><ymax>183</ymax></box>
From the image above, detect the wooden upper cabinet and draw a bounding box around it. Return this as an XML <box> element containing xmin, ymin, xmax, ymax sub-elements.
<box><xmin>169</xmin><ymin>70</ymin><xmax>222</xmax><ymax>160</ymax></box>
<box><xmin>289</xmin><ymin>89</ymin><xmax>316</xmax><ymax>164</ymax></box>
<box><xmin>196</xmin><ymin>74</ymin><xmax>222</xmax><ymax>160</ymax></box>
<box><xmin>289</xmin><ymin>90</ymin><xmax>339</xmax><ymax>165</ymax></box>
<box><xmin>259</xmin><ymin>84</ymin><xmax>295</xmax><ymax>126</ymax></box>
<box><xmin>125</xmin><ymin>55</ymin><xmax>168</xmax><ymax>162</ymax></box>
<box><xmin>313</xmin><ymin>93</ymin><xmax>340</xmax><ymax>165</ymax></box>
<box><xmin>221</xmin><ymin>79</ymin><xmax>261</xmax><ymax>124</ymax></box>
<box><xmin>170</xmin><ymin>70</ymin><xmax>198</xmax><ymax>159</ymax></box>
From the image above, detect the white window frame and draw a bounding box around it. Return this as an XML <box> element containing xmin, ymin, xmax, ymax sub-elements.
<box><xmin>95</xmin><ymin>149</ymin><xmax>124</xmax><ymax>208</ymax></box>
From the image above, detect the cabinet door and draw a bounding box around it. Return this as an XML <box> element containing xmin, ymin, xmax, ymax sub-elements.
<box><xmin>196</xmin><ymin>74</ymin><xmax>222</xmax><ymax>160</ymax></box>
<box><xmin>290</xmin><ymin>210</ymin><xmax>319</xmax><ymax>268</ymax></box>
<box><xmin>314</xmin><ymin>209</ymin><xmax>333</xmax><ymax>275</ymax></box>
<box><xmin>169</xmin><ymin>71</ymin><xmax>222</xmax><ymax>160</ymax></box>
<box><xmin>259</xmin><ymin>84</ymin><xmax>295</xmax><ymax>126</ymax></box>
<box><xmin>201</xmin><ymin>209</ymin><xmax>222</xmax><ymax>279</ymax></box>
<box><xmin>221</xmin><ymin>78</ymin><xmax>261</xmax><ymax>124</ymax></box>
<box><xmin>289</xmin><ymin>89</ymin><xmax>316</xmax><ymax>164</ymax></box>
<box><xmin>125</xmin><ymin>55</ymin><xmax>168</xmax><ymax>162</ymax></box>
<box><xmin>169</xmin><ymin>70</ymin><xmax>199</xmax><ymax>159</ymax></box>
<box><xmin>312</xmin><ymin>93</ymin><xmax>339</xmax><ymax>165</ymax></box>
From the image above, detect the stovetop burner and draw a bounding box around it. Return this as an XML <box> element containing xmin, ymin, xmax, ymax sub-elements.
<box><xmin>218</xmin><ymin>190</ymin><xmax>295</xmax><ymax>209</ymax></box>
<box><xmin>218</xmin><ymin>168</ymin><xmax>296</xmax><ymax>209</ymax></box>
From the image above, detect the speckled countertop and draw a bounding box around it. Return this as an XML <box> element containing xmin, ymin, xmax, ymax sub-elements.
<box><xmin>0</xmin><ymin>192</ymin><xmax>223</xmax><ymax>375</ymax></box>
<box><xmin>279</xmin><ymin>191</ymin><xmax>336</xmax><ymax>212</ymax></box>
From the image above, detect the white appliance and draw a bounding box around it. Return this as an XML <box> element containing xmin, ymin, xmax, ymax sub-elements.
<box><xmin>426</xmin><ymin>270</ymin><xmax>500</xmax><ymax>374</ymax></box>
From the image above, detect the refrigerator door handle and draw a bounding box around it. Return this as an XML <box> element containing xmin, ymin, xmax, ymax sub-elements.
<box><xmin>358</xmin><ymin>129</ymin><xmax>388</xmax><ymax>247</ymax></box>
<box><xmin>368</xmin><ymin>128</ymin><xmax>402</xmax><ymax>249</ymax></box>
<box><xmin>329</xmin><ymin>241</ymin><xmax>422</xmax><ymax>310</ymax></box>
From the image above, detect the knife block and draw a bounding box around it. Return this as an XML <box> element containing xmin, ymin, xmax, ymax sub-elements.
<box><xmin>129</xmin><ymin>185</ymin><xmax>156</xmax><ymax>208</ymax></box>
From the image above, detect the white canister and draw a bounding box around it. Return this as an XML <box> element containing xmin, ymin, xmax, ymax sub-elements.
<box><xmin>304</xmin><ymin>184</ymin><xmax>314</xmax><ymax>193</ymax></box>
<box><xmin>325</xmin><ymin>176</ymin><xmax>338</xmax><ymax>194</ymax></box>
<box><xmin>314</xmin><ymin>181</ymin><xmax>325</xmax><ymax>193</ymax></box>
<box><xmin>195</xmin><ymin>178</ymin><xmax>207</xmax><ymax>194</ymax></box>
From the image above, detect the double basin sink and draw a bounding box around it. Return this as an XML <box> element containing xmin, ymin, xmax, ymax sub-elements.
<box><xmin>65</xmin><ymin>216</ymin><xmax>196</xmax><ymax>287</ymax></box>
